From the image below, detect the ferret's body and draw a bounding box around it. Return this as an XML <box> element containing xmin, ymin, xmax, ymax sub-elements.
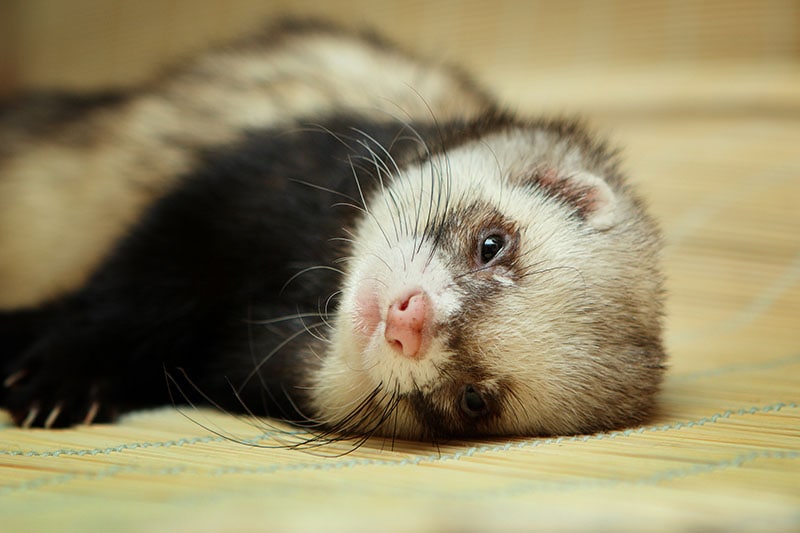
<box><xmin>0</xmin><ymin>21</ymin><xmax>665</xmax><ymax>441</ymax></box>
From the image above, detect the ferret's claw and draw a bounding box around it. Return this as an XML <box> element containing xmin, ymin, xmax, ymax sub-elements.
<box><xmin>44</xmin><ymin>403</ymin><xmax>63</xmax><ymax>429</ymax></box>
<box><xmin>83</xmin><ymin>401</ymin><xmax>100</xmax><ymax>425</ymax></box>
<box><xmin>22</xmin><ymin>405</ymin><xmax>40</xmax><ymax>429</ymax></box>
<box><xmin>3</xmin><ymin>369</ymin><xmax>28</xmax><ymax>388</ymax></box>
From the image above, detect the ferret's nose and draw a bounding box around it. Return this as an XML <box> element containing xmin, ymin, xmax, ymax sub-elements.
<box><xmin>384</xmin><ymin>290</ymin><xmax>430</xmax><ymax>359</ymax></box>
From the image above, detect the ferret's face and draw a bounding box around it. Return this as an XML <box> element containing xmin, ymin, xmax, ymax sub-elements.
<box><xmin>310</xmin><ymin>124</ymin><xmax>665</xmax><ymax>441</ymax></box>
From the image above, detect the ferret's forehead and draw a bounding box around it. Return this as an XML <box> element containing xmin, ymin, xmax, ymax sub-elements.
<box><xmin>402</xmin><ymin>132</ymin><xmax>572</xmax><ymax>225</ymax></box>
<box><xmin>391</xmin><ymin>127</ymin><xmax>595</xmax><ymax>219</ymax></box>
<box><xmin>439</xmin><ymin>128</ymin><xmax>590</xmax><ymax>182</ymax></box>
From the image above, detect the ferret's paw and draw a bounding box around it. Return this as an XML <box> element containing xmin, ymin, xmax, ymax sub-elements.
<box><xmin>3</xmin><ymin>354</ymin><xmax>115</xmax><ymax>428</ymax></box>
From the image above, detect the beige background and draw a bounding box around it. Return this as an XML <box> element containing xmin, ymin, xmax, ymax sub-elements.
<box><xmin>3</xmin><ymin>0</ymin><xmax>799</xmax><ymax>93</ymax></box>
<box><xmin>2</xmin><ymin>1</ymin><xmax>799</xmax><ymax>531</ymax></box>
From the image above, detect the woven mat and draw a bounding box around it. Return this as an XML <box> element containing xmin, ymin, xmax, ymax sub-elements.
<box><xmin>2</xmin><ymin>4</ymin><xmax>800</xmax><ymax>530</ymax></box>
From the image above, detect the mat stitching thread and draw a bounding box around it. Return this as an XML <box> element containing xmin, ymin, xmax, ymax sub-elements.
<box><xmin>1</xmin><ymin>400</ymin><xmax>795</xmax><ymax>459</ymax></box>
<box><xmin>446</xmin><ymin>449</ymin><xmax>800</xmax><ymax>499</ymax></box>
<box><xmin>2</xmin><ymin>447</ymin><xmax>797</xmax><ymax>498</ymax></box>
<box><xmin>0</xmin><ymin>400</ymin><xmax>796</xmax><ymax>498</ymax></box>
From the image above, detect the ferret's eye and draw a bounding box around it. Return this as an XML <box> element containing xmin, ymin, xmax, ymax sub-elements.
<box><xmin>461</xmin><ymin>385</ymin><xmax>489</xmax><ymax>417</ymax></box>
<box><xmin>479</xmin><ymin>234</ymin><xmax>504</xmax><ymax>264</ymax></box>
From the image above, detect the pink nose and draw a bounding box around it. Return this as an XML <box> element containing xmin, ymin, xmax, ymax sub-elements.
<box><xmin>384</xmin><ymin>290</ymin><xmax>430</xmax><ymax>358</ymax></box>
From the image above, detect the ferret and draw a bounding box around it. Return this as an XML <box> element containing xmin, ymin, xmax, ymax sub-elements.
<box><xmin>0</xmin><ymin>20</ymin><xmax>666</xmax><ymax>442</ymax></box>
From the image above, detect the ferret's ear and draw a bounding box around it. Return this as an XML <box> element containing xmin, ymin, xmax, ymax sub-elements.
<box><xmin>536</xmin><ymin>169</ymin><xmax>618</xmax><ymax>231</ymax></box>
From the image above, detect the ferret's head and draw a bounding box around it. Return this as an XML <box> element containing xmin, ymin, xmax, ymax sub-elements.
<box><xmin>311</xmin><ymin>116</ymin><xmax>666</xmax><ymax>441</ymax></box>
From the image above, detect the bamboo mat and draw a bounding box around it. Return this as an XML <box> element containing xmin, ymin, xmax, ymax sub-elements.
<box><xmin>2</xmin><ymin>2</ymin><xmax>800</xmax><ymax>532</ymax></box>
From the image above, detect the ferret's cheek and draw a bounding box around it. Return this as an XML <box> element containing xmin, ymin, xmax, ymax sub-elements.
<box><xmin>351</xmin><ymin>283</ymin><xmax>382</xmax><ymax>343</ymax></box>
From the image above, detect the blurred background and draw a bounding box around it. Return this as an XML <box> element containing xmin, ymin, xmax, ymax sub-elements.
<box><xmin>2</xmin><ymin>0</ymin><xmax>798</xmax><ymax>95</ymax></box>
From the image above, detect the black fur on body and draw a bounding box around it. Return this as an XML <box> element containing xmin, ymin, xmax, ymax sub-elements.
<box><xmin>0</xmin><ymin>114</ymin><xmax>445</xmax><ymax>427</ymax></box>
